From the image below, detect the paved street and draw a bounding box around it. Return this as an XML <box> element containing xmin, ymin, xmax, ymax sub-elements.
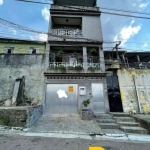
<box><xmin>1</xmin><ymin>134</ymin><xmax>150</xmax><ymax>150</ymax></box>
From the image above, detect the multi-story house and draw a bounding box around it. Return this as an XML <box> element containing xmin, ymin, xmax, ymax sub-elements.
<box><xmin>44</xmin><ymin>0</ymin><xmax>109</xmax><ymax>115</ymax></box>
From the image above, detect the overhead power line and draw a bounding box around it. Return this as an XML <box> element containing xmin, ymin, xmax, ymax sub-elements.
<box><xmin>101</xmin><ymin>11</ymin><xmax>150</xmax><ymax>20</ymax></box>
<box><xmin>15</xmin><ymin>0</ymin><xmax>51</xmax><ymax>4</ymax></box>
<box><xmin>15</xmin><ymin>0</ymin><xmax>150</xmax><ymax>15</ymax></box>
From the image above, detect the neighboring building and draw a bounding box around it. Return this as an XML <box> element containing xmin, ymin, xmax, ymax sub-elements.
<box><xmin>44</xmin><ymin>0</ymin><xmax>109</xmax><ymax>115</ymax></box>
<box><xmin>104</xmin><ymin>51</ymin><xmax>150</xmax><ymax>114</ymax></box>
<box><xmin>0</xmin><ymin>38</ymin><xmax>46</xmax><ymax>107</ymax></box>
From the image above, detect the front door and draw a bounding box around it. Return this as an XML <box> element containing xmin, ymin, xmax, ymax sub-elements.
<box><xmin>45</xmin><ymin>84</ymin><xmax>78</xmax><ymax>115</ymax></box>
<box><xmin>92</xmin><ymin>83</ymin><xmax>105</xmax><ymax>114</ymax></box>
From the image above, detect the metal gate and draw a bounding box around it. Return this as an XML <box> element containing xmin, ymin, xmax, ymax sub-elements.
<box><xmin>92</xmin><ymin>83</ymin><xmax>105</xmax><ymax>114</ymax></box>
<box><xmin>45</xmin><ymin>84</ymin><xmax>78</xmax><ymax>115</ymax></box>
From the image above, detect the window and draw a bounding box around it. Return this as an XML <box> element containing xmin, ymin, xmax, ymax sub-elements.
<box><xmin>4</xmin><ymin>47</ymin><xmax>14</xmax><ymax>54</ymax></box>
<box><xmin>29</xmin><ymin>47</ymin><xmax>39</xmax><ymax>54</ymax></box>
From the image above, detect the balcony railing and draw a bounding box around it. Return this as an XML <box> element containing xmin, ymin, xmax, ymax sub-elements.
<box><xmin>121</xmin><ymin>62</ymin><xmax>150</xmax><ymax>69</ymax></box>
<box><xmin>49</xmin><ymin>62</ymin><xmax>83</xmax><ymax>67</ymax></box>
<box><xmin>50</xmin><ymin>29</ymin><xmax>83</xmax><ymax>36</ymax></box>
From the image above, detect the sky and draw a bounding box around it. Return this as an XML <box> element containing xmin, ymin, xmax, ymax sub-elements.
<box><xmin>0</xmin><ymin>0</ymin><xmax>150</xmax><ymax>52</ymax></box>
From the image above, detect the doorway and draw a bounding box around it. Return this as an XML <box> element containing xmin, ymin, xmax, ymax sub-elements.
<box><xmin>106</xmin><ymin>76</ymin><xmax>123</xmax><ymax>112</ymax></box>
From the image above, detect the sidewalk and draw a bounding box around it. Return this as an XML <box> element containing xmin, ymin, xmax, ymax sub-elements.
<box><xmin>1</xmin><ymin>125</ymin><xmax>150</xmax><ymax>142</ymax></box>
<box><xmin>1</xmin><ymin>114</ymin><xmax>150</xmax><ymax>142</ymax></box>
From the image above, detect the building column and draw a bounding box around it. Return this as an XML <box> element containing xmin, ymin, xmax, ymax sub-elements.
<box><xmin>83</xmin><ymin>47</ymin><xmax>88</xmax><ymax>71</ymax></box>
<box><xmin>44</xmin><ymin>43</ymin><xmax>50</xmax><ymax>72</ymax></box>
<box><xmin>98</xmin><ymin>46</ymin><xmax>105</xmax><ymax>71</ymax></box>
<box><xmin>137</xmin><ymin>55</ymin><xmax>141</xmax><ymax>63</ymax></box>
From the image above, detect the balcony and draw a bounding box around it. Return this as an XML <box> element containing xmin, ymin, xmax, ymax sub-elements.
<box><xmin>50</xmin><ymin>29</ymin><xmax>82</xmax><ymax>37</ymax></box>
<box><xmin>48</xmin><ymin>62</ymin><xmax>101</xmax><ymax>73</ymax></box>
<box><xmin>105</xmin><ymin>59</ymin><xmax>121</xmax><ymax>70</ymax></box>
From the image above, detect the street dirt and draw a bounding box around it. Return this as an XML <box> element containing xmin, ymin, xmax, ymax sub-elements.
<box><xmin>0</xmin><ymin>134</ymin><xmax>150</xmax><ymax>150</ymax></box>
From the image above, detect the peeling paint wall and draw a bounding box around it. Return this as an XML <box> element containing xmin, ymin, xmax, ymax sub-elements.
<box><xmin>117</xmin><ymin>69</ymin><xmax>150</xmax><ymax>114</ymax></box>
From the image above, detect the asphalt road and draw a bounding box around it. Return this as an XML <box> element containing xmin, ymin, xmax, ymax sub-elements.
<box><xmin>0</xmin><ymin>134</ymin><xmax>150</xmax><ymax>150</ymax></box>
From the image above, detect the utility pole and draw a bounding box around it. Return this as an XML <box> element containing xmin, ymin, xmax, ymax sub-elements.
<box><xmin>116</xmin><ymin>41</ymin><xmax>121</xmax><ymax>60</ymax></box>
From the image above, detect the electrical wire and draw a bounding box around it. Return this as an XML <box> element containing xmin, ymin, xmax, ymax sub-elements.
<box><xmin>15</xmin><ymin>0</ymin><xmax>150</xmax><ymax>16</ymax></box>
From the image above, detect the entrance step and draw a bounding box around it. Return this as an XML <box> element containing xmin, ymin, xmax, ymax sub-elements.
<box><xmin>114</xmin><ymin>117</ymin><xmax>135</xmax><ymax>122</ymax></box>
<box><xmin>120</xmin><ymin>126</ymin><xmax>148</xmax><ymax>134</ymax></box>
<box><xmin>101</xmin><ymin>129</ymin><xmax>126</xmax><ymax>135</ymax></box>
<box><xmin>95</xmin><ymin>114</ymin><xmax>112</xmax><ymax>119</ymax></box>
<box><xmin>99</xmin><ymin>123</ymin><xmax>120</xmax><ymax>129</ymax></box>
<box><xmin>110</xmin><ymin>112</ymin><xmax>130</xmax><ymax>117</ymax></box>
<box><xmin>96</xmin><ymin>119</ymin><xmax>116</xmax><ymax>123</ymax></box>
<box><xmin>117</xmin><ymin>122</ymin><xmax>140</xmax><ymax>127</ymax></box>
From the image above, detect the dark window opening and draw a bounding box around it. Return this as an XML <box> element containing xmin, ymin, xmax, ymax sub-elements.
<box><xmin>32</xmin><ymin>49</ymin><xmax>36</xmax><ymax>54</ymax></box>
<box><xmin>7</xmin><ymin>49</ymin><xmax>12</xmax><ymax>54</ymax></box>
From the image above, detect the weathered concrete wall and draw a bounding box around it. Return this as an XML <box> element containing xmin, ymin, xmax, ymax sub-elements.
<box><xmin>117</xmin><ymin>69</ymin><xmax>150</xmax><ymax>113</ymax></box>
<box><xmin>0</xmin><ymin>43</ymin><xmax>45</xmax><ymax>54</ymax></box>
<box><xmin>27</xmin><ymin>105</ymin><xmax>43</xmax><ymax>127</ymax></box>
<box><xmin>0</xmin><ymin>54</ymin><xmax>45</xmax><ymax>105</ymax></box>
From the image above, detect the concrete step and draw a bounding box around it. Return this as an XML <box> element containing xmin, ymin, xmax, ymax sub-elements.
<box><xmin>95</xmin><ymin>114</ymin><xmax>112</xmax><ymax>119</ymax></box>
<box><xmin>101</xmin><ymin>129</ymin><xmax>125</xmax><ymax>135</ymax></box>
<box><xmin>96</xmin><ymin>119</ymin><xmax>116</xmax><ymax>123</ymax></box>
<box><xmin>110</xmin><ymin>113</ymin><xmax>130</xmax><ymax>117</ymax></box>
<box><xmin>99</xmin><ymin>123</ymin><xmax>120</xmax><ymax>129</ymax></box>
<box><xmin>117</xmin><ymin>122</ymin><xmax>140</xmax><ymax>127</ymax></box>
<box><xmin>114</xmin><ymin>117</ymin><xmax>135</xmax><ymax>122</ymax></box>
<box><xmin>120</xmin><ymin>126</ymin><xmax>148</xmax><ymax>134</ymax></box>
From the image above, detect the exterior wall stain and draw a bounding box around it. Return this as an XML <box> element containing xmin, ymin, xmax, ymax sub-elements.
<box><xmin>117</xmin><ymin>69</ymin><xmax>150</xmax><ymax>114</ymax></box>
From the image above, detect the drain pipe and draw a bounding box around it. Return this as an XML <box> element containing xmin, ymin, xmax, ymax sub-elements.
<box><xmin>132</xmin><ymin>75</ymin><xmax>142</xmax><ymax>113</ymax></box>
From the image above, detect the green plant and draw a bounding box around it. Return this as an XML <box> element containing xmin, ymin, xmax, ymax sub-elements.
<box><xmin>49</xmin><ymin>66</ymin><xmax>59</xmax><ymax>70</ymax></box>
<box><xmin>57</xmin><ymin>49</ymin><xmax>63</xmax><ymax>57</ymax></box>
<box><xmin>89</xmin><ymin>48</ymin><xmax>97</xmax><ymax>54</ymax></box>
<box><xmin>67</xmin><ymin>66</ymin><xmax>75</xmax><ymax>70</ymax></box>
<box><xmin>74</xmin><ymin>65</ymin><xmax>83</xmax><ymax>71</ymax></box>
<box><xmin>59</xmin><ymin>65</ymin><xmax>66</xmax><ymax>71</ymax></box>
<box><xmin>82</xmin><ymin>99</ymin><xmax>90</xmax><ymax>107</ymax></box>
<box><xmin>88</xmin><ymin>67</ymin><xmax>95</xmax><ymax>72</ymax></box>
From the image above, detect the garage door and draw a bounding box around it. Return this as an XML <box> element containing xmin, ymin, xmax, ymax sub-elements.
<box><xmin>45</xmin><ymin>84</ymin><xmax>78</xmax><ymax>115</ymax></box>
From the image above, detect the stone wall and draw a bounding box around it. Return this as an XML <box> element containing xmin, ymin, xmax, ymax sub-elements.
<box><xmin>117</xmin><ymin>69</ymin><xmax>150</xmax><ymax>113</ymax></box>
<box><xmin>0</xmin><ymin>105</ymin><xmax>43</xmax><ymax>127</ymax></box>
<box><xmin>0</xmin><ymin>54</ymin><xmax>45</xmax><ymax>105</ymax></box>
<box><xmin>0</xmin><ymin>107</ymin><xmax>28</xmax><ymax>127</ymax></box>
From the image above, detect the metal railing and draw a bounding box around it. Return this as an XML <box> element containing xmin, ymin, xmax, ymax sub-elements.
<box><xmin>49</xmin><ymin>62</ymin><xmax>83</xmax><ymax>67</ymax></box>
<box><xmin>121</xmin><ymin>62</ymin><xmax>150</xmax><ymax>69</ymax></box>
<box><xmin>50</xmin><ymin>29</ymin><xmax>83</xmax><ymax>36</ymax></box>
